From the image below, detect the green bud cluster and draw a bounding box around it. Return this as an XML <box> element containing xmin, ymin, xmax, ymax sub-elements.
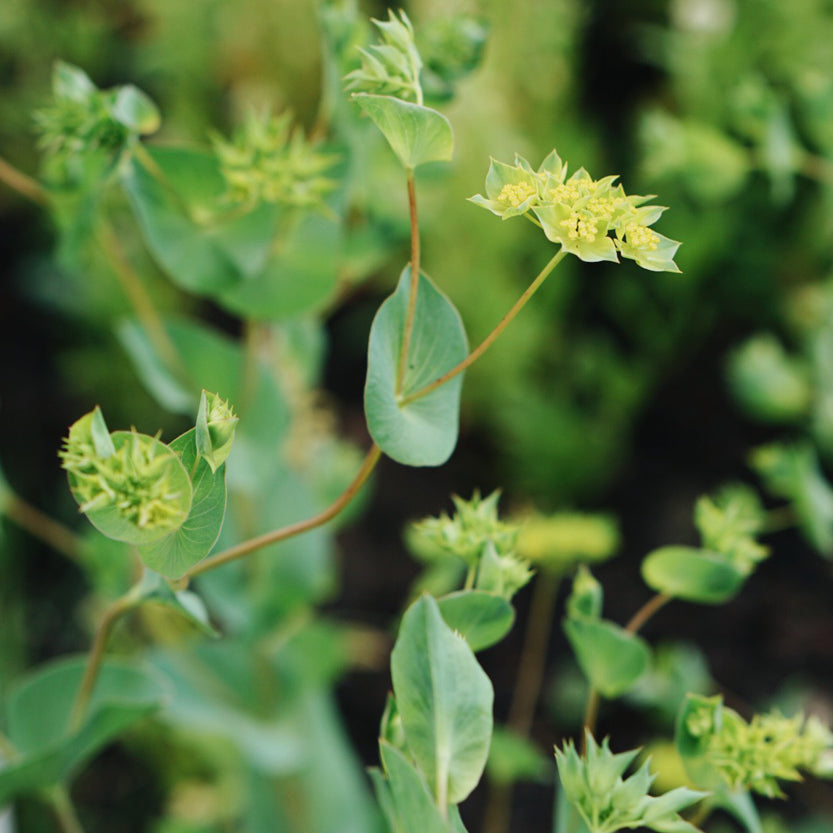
<box><xmin>411</xmin><ymin>490</ymin><xmax>532</xmax><ymax>599</ymax></box>
<box><xmin>685</xmin><ymin>696</ymin><xmax>833</xmax><ymax>798</ymax></box>
<box><xmin>212</xmin><ymin>111</ymin><xmax>336</xmax><ymax>208</ymax></box>
<box><xmin>555</xmin><ymin>732</ymin><xmax>705</xmax><ymax>833</ymax></box>
<box><xmin>694</xmin><ymin>484</ymin><xmax>769</xmax><ymax>574</ymax></box>
<box><xmin>34</xmin><ymin>61</ymin><xmax>159</xmax><ymax>164</ymax></box>
<box><xmin>344</xmin><ymin>10</ymin><xmax>424</xmax><ymax>105</ymax></box>
<box><xmin>60</xmin><ymin>408</ymin><xmax>189</xmax><ymax>535</ymax></box>
<box><xmin>470</xmin><ymin>150</ymin><xmax>681</xmax><ymax>272</ymax></box>
<box><xmin>196</xmin><ymin>391</ymin><xmax>238</xmax><ymax>473</ymax></box>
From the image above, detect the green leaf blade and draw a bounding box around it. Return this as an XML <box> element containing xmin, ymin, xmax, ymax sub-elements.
<box><xmin>436</xmin><ymin>590</ymin><xmax>515</xmax><ymax>652</ymax></box>
<box><xmin>353</xmin><ymin>94</ymin><xmax>453</xmax><ymax>170</ymax></box>
<box><xmin>390</xmin><ymin>595</ymin><xmax>493</xmax><ymax>806</ymax></box>
<box><xmin>365</xmin><ymin>267</ymin><xmax>467</xmax><ymax>467</ymax></box>
<box><xmin>137</xmin><ymin>429</ymin><xmax>227</xmax><ymax>579</ymax></box>
<box><xmin>641</xmin><ymin>546</ymin><xmax>746</xmax><ymax>604</ymax></box>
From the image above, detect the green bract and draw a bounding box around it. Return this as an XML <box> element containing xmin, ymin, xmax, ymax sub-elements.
<box><xmin>470</xmin><ymin>149</ymin><xmax>681</xmax><ymax>271</ymax></box>
<box><xmin>60</xmin><ymin>408</ymin><xmax>192</xmax><ymax>545</ymax></box>
<box><xmin>679</xmin><ymin>695</ymin><xmax>833</xmax><ymax>799</ymax></box>
<box><xmin>212</xmin><ymin>110</ymin><xmax>336</xmax><ymax>208</ymax></box>
<box><xmin>196</xmin><ymin>390</ymin><xmax>238</xmax><ymax>474</ymax></box>
<box><xmin>345</xmin><ymin>10</ymin><xmax>424</xmax><ymax>105</ymax></box>
<box><xmin>555</xmin><ymin>732</ymin><xmax>706</xmax><ymax>833</ymax></box>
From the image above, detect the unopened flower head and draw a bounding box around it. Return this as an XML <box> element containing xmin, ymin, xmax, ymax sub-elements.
<box><xmin>60</xmin><ymin>408</ymin><xmax>190</xmax><ymax>535</ymax></box>
<box><xmin>213</xmin><ymin>111</ymin><xmax>336</xmax><ymax>208</ymax></box>
<box><xmin>470</xmin><ymin>148</ymin><xmax>681</xmax><ymax>272</ymax></box>
<box><xmin>684</xmin><ymin>696</ymin><xmax>833</xmax><ymax>798</ymax></box>
<box><xmin>555</xmin><ymin>732</ymin><xmax>705</xmax><ymax>833</ymax></box>
<box><xmin>196</xmin><ymin>390</ymin><xmax>238</xmax><ymax>473</ymax></box>
<box><xmin>412</xmin><ymin>489</ymin><xmax>520</xmax><ymax>565</ymax></box>
<box><xmin>344</xmin><ymin>9</ymin><xmax>424</xmax><ymax>105</ymax></box>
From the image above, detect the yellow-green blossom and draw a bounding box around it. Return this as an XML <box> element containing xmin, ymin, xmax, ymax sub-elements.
<box><xmin>213</xmin><ymin>111</ymin><xmax>335</xmax><ymax>208</ymax></box>
<box><xmin>470</xmin><ymin>148</ymin><xmax>681</xmax><ymax>271</ymax></box>
<box><xmin>684</xmin><ymin>695</ymin><xmax>833</xmax><ymax>798</ymax></box>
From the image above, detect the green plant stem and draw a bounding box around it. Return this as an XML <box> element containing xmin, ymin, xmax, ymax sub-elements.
<box><xmin>3</xmin><ymin>495</ymin><xmax>81</xmax><ymax>562</ymax></box>
<box><xmin>97</xmin><ymin>222</ymin><xmax>184</xmax><ymax>378</ymax></box>
<box><xmin>49</xmin><ymin>787</ymin><xmax>87</xmax><ymax>833</ymax></box>
<box><xmin>625</xmin><ymin>592</ymin><xmax>671</xmax><ymax>634</ymax></box>
<box><xmin>185</xmin><ymin>443</ymin><xmax>383</xmax><ymax>579</ymax></box>
<box><xmin>0</xmin><ymin>729</ymin><xmax>17</xmax><ymax>761</ymax></box>
<box><xmin>399</xmin><ymin>248</ymin><xmax>566</xmax><ymax>406</ymax></box>
<box><xmin>69</xmin><ymin>593</ymin><xmax>138</xmax><ymax>731</ymax></box>
<box><xmin>581</xmin><ymin>689</ymin><xmax>600</xmax><ymax>753</ymax></box>
<box><xmin>0</xmin><ymin>154</ymin><xmax>49</xmax><ymax>205</ymax></box>
<box><xmin>396</xmin><ymin>174</ymin><xmax>421</xmax><ymax>396</ymax></box>
<box><xmin>481</xmin><ymin>573</ymin><xmax>561</xmax><ymax>833</ymax></box>
<box><xmin>762</xmin><ymin>505</ymin><xmax>797</xmax><ymax>534</ymax></box>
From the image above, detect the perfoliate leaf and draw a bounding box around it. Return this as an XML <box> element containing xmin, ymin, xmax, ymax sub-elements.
<box><xmin>365</xmin><ymin>267</ymin><xmax>467</xmax><ymax>466</ymax></box>
<box><xmin>391</xmin><ymin>595</ymin><xmax>493</xmax><ymax>805</ymax></box>
<box><xmin>353</xmin><ymin>94</ymin><xmax>453</xmax><ymax>170</ymax></box>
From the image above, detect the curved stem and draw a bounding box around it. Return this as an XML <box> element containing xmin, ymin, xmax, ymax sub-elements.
<box><xmin>0</xmin><ymin>155</ymin><xmax>49</xmax><ymax>206</ymax></box>
<box><xmin>625</xmin><ymin>593</ymin><xmax>671</xmax><ymax>634</ymax></box>
<box><xmin>396</xmin><ymin>174</ymin><xmax>421</xmax><ymax>396</ymax></box>
<box><xmin>97</xmin><ymin>222</ymin><xmax>184</xmax><ymax>377</ymax></box>
<box><xmin>49</xmin><ymin>787</ymin><xmax>87</xmax><ymax>833</ymax></box>
<box><xmin>69</xmin><ymin>593</ymin><xmax>137</xmax><ymax>731</ymax></box>
<box><xmin>399</xmin><ymin>248</ymin><xmax>566</xmax><ymax>406</ymax></box>
<box><xmin>3</xmin><ymin>495</ymin><xmax>81</xmax><ymax>562</ymax></box>
<box><xmin>185</xmin><ymin>443</ymin><xmax>382</xmax><ymax>579</ymax></box>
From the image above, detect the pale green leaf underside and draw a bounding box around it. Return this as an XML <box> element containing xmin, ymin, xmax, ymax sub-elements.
<box><xmin>353</xmin><ymin>94</ymin><xmax>453</xmax><ymax>170</ymax></box>
<box><xmin>390</xmin><ymin>595</ymin><xmax>493</xmax><ymax>805</ymax></box>
<box><xmin>364</xmin><ymin>267</ymin><xmax>468</xmax><ymax>467</ymax></box>
<box><xmin>641</xmin><ymin>546</ymin><xmax>746</xmax><ymax>604</ymax></box>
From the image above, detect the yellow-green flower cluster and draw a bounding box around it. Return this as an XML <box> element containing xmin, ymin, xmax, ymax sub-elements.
<box><xmin>555</xmin><ymin>732</ymin><xmax>705</xmax><ymax>833</ymax></box>
<box><xmin>411</xmin><ymin>490</ymin><xmax>532</xmax><ymax>599</ymax></box>
<box><xmin>470</xmin><ymin>150</ymin><xmax>681</xmax><ymax>272</ymax></box>
<box><xmin>60</xmin><ymin>409</ymin><xmax>189</xmax><ymax>534</ymax></box>
<box><xmin>344</xmin><ymin>10</ymin><xmax>424</xmax><ymax>105</ymax></box>
<box><xmin>685</xmin><ymin>696</ymin><xmax>833</xmax><ymax>798</ymax></box>
<box><xmin>213</xmin><ymin>111</ymin><xmax>336</xmax><ymax>208</ymax></box>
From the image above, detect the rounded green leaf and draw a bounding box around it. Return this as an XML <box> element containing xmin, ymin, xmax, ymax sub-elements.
<box><xmin>391</xmin><ymin>595</ymin><xmax>493</xmax><ymax>805</ymax></box>
<box><xmin>564</xmin><ymin>618</ymin><xmax>651</xmax><ymax>699</ymax></box>
<box><xmin>68</xmin><ymin>430</ymin><xmax>193</xmax><ymax>546</ymax></box>
<box><xmin>437</xmin><ymin>590</ymin><xmax>515</xmax><ymax>652</ymax></box>
<box><xmin>365</xmin><ymin>267</ymin><xmax>468</xmax><ymax>466</ymax></box>
<box><xmin>111</xmin><ymin>85</ymin><xmax>161</xmax><ymax>135</ymax></box>
<box><xmin>218</xmin><ymin>212</ymin><xmax>341</xmax><ymax>320</ymax></box>
<box><xmin>122</xmin><ymin>153</ymin><xmax>241</xmax><ymax>294</ymax></box>
<box><xmin>353</xmin><ymin>94</ymin><xmax>453</xmax><ymax>170</ymax></box>
<box><xmin>0</xmin><ymin>657</ymin><xmax>168</xmax><ymax>805</ymax></box>
<box><xmin>641</xmin><ymin>546</ymin><xmax>747</xmax><ymax>604</ymax></box>
<box><xmin>137</xmin><ymin>429</ymin><xmax>227</xmax><ymax>580</ymax></box>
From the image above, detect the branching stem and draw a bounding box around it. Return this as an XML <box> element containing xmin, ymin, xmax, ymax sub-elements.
<box><xmin>4</xmin><ymin>495</ymin><xmax>81</xmax><ymax>562</ymax></box>
<box><xmin>69</xmin><ymin>593</ymin><xmax>138</xmax><ymax>731</ymax></box>
<box><xmin>399</xmin><ymin>248</ymin><xmax>566</xmax><ymax>406</ymax></box>
<box><xmin>625</xmin><ymin>592</ymin><xmax>671</xmax><ymax>634</ymax></box>
<box><xmin>185</xmin><ymin>443</ymin><xmax>382</xmax><ymax>579</ymax></box>
<box><xmin>0</xmin><ymin>154</ymin><xmax>49</xmax><ymax>205</ymax></box>
<box><xmin>49</xmin><ymin>788</ymin><xmax>87</xmax><ymax>833</ymax></box>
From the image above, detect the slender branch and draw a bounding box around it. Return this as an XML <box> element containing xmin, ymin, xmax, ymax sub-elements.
<box><xmin>482</xmin><ymin>574</ymin><xmax>561</xmax><ymax>833</ymax></box>
<box><xmin>49</xmin><ymin>788</ymin><xmax>87</xmax><ymax>833</ymax></box>
<box><xmin>185</xmin><ymin>443</ymin><xmax>382</xmax><ymax>579</ymax></box>
<box><xmin>625</xmin><ymin>593</ymin><xmax>671</xmax><ymax>634</ymax></box>
<box><xmin>4</xmin><ymin>495</ymin><xmax>81</xmax><ymax>562</ymax></box>
<box><xmin>97</xmin><ymin>223</ymin><xmax>184</xmax><ymax>377</ymax></box>
<box><xmin>399</xmin><ymin>248</ymin><xmax>567</xmax><ymax>406</ymax></box>
<box><xmin>762</xmin><ymin>505</ymin><xmax>797</xmax><ymax>534</ymax></box>
<box><xmin>395</xmin><ymin>174</ymin><xmax>421</xmax><ymax>396</ymax></box>
<box><xmin>581</xmin><ymin>689</ymin><xmax>601</xmax><ymax>753</ymax></box>
<box><xmin>69</xmin><ymin>593</ymin><xmax>137</xmax><ymax>731</ymax></box>
<box><xmin>0</xmin><ymin>154</ymin><xmax>49</xmax><ymax>206</ymax></box>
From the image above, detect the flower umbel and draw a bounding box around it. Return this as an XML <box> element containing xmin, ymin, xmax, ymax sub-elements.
<box><xmin>470</xmin><ymin>149</ymin><xmax>681</xmax><ymax>271</ymax></box>
<box><xmin>683</xmin><ymin>696</ymin><xmax>833</xmax><ymax>798</ymax></box>
<box><xmin>213</xmin><ymin>111</ymin><xmax>336</xmax><ymax>209</ymax></box>
<box><xmin>555</xmin><ymin>732</ymin><xmax>706</xmax><ymax>833</ymax></box>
